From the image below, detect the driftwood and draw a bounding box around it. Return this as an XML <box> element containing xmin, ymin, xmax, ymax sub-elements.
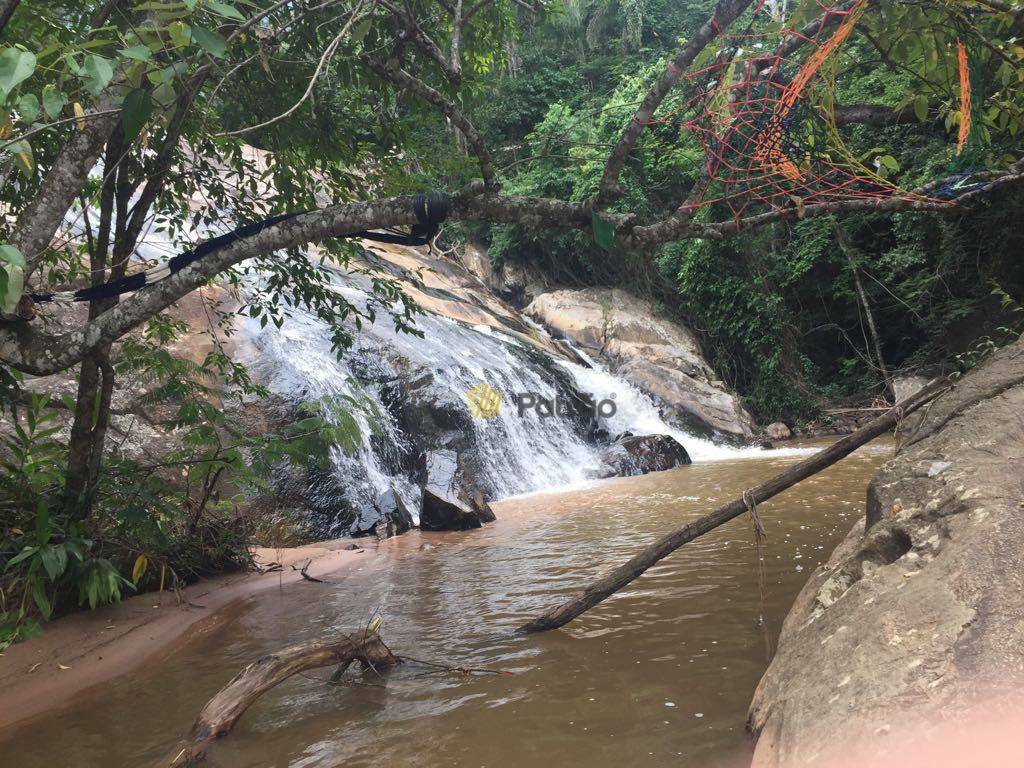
<box><xmin>518</xmin><ymin>379</ymin><xmax>950</xmax><ymax>634</ymax></box>
<box><xmin>168</xmin><ymin>630</ymin><xmax>396</xmax><ymax>766</ymax></box>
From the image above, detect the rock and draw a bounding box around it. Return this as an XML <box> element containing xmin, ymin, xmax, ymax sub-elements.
<box><xmin>420</xmin><ymin>489</ymin><xmax>484</xmax><ymax>531</ymax></box>
<box><xmin>891</xmin><ymin>373</ymin><xmax>930</xmax><ymax>403</ymax></box>
<box><xmin>593</xmin><ymin>434</ymin><xmax>692</xmax><ymax>479</ymax></box>
<box><xmin>525</xmin><ymin>288</ymin><xmax>755</xmax><ymax>439</ymax></box>
<box><xmin>342</xmin><ymin>543</ymin><xmax>362</xmax><ymax>551</ymax></box>
<box><xmin>471</xmin><ymin>490</ymin><xmax>497</xmax><ymax>523</ymax></box>
<box><xmin>764</xmin><ymin>422</ymin><xmax>792</xmax><ymax>441</ymax></box>
<box><xmin>375</xmin><ymin>488</ymin><xmax>415</xmax><ymax>536</ymax></box>
<box><xmin>748</xmin><ymin>338</ymin><xmax>1024</xmax><ymax>767</ymax></box>
<box><xmin>418</xmin><ymin>450</ymin><xmax>494</xmax><ymax>531</ymax></box>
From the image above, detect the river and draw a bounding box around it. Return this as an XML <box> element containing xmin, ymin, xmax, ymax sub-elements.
<box><xmin>1</xmin><ymin>443</ymin><xmax>888</xmax><ymax>767</ymax></box>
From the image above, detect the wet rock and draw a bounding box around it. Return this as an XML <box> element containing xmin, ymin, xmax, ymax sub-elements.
<box><xmin>593</xmin><ymin>434</ymin><xmax>692</xmax><ymax>478</ymax></box>
<box><xmin>420</xmin><ymin>489</ymin><xmax>484</xmax><ymax>531</ymax></box>
<box><xmin>525</xmin><ymin>288</ymin><xmax>755</xmax><ymax>439</ymax></box>
<box><xmin>375</xmin><ymin>488</ymin><xmax>415</xmax><ymax>536</ymax></box>
<box><xmin>471</xmin><ymin>490</ymin><xmax>497</xmax><ymax>523</ymax></box>
<box><xmin>749</xmin><ymin>338</ymin><xmax>1024</xmax><ymax>767</ymax></box>
<box><xmin>418</xmin><ymin>450</ymin><xmax>493</xmax><ymax>530</ymax></box>
<box><xmin>764</xmin><ymin>422</ymin><xmax>792</xmax><ymax>441</ymax></box>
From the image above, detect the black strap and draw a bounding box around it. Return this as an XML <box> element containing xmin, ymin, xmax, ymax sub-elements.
<box><xmin>31</xmin><ymin>194</ymin><xmax>450</xmax><ymax>304</ymax></box>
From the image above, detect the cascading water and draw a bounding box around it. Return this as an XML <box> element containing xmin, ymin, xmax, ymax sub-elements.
<box><xmin>60</xmin><ymin>196</ymin><xmax>786</xmax><ymax>537</ymax></box>
<box><xmin>242</xmin><ymin>266</ymin><xmax>781</xmax><ymax>537</ymax></box>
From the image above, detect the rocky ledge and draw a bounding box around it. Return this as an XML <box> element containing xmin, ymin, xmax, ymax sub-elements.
<box><xmin>748</xmin><ymin>337</ymin><xmax>1024</xmax><ymax>766</ymax></box>
<box><xmin>524</xmin><ymin>288</ymin><xmax>755</xmax><ymax>440</ymax></box>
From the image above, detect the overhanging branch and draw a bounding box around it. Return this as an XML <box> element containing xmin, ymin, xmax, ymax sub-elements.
<box><xmin>596</xmin><ymin>0</ymin><xmax>756</xmax><ymax>208</ymax></box>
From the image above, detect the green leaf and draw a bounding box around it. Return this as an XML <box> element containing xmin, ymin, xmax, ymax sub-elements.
<box><xmin>122</xmin><ymin>88</ymin><xmax>153</xmax><ymax>142</ymax></box>
<box><xmin>5</xmin><ymin>546</ymin><xmax>38</xmax><ymax>569</ymax></box>
<box><xmin>913</xmin><ymin>95</ymin><xmax>928</xmax><ymax>123</ymax></box>
<box><xmin>206</xmin><ymin>0</ymin><xmax>245</xmax><ymax>20</ymax></box>
<box><xmin>119</xmin><ymin>45</ymin><xmax>153</xmax><ymax>62</ymax></box>
<box><xmin>82</xmin><ymin>54</ymin><xmax>115</xmax><ymax>97</ymax></box>
<box><xmin>168</xmin><ymin>21</ymin><xmax>192</xmax><ymax>48</ymax></box>
<box><xmin>0</xmin><ymin>244</ymin><xmax>26</xmax><ymax>271</ymax></box>
<box><xmin>38</xmin><ymin>545</ymin><xmax>68</xmax><ymax>581</ymax></box>
<box><xmin>17</xmin><ymin>93</ymin><xmax>39</xmax><ymax>122</ymax></box>
<box><xmin>0</xmin><ymin>48</ymin><xmax>37</xmax><ymax>100</ymax></box>
<box><xmin>591</xmin><ymin>212</ymin><xmax>615</xmax><ymax>252</ymax></box>
<box><xmin>32</xmin><ymin>580</ymin><xmax>52</xmax><ymax>620</ymax></box>
<box><xmin>41</xmin><ymin>84</ymin><xmax>66</xmax><ymax>119</ymax></box>
<box><xmin>0</xmin><ymin>244</ymin><xmax>25</xmax><ymax>314</ymax></box>
<box><xmin>191</xmin><ymin>26</ymin><xmax>228</xmax><ymax>58</ymax></box>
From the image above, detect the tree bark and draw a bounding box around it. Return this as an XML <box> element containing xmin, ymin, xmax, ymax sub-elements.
<box><xmin>0</xmin><ymin>0</ymin><xmax>21</xmax><ymax>35</ymax></box>
<box><xmin>518</xmin><ymin>378</ymin><xmax>950</xmax><ymax>634</ymax></box>
<box><xmin>168</xmin><ymin>630</ymin><xmax>396</xmax><ymax>766</ymax></box>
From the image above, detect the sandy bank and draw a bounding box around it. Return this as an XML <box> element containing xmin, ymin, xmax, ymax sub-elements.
<box><xmin>0</xmin><ymin>538</ymin><xmax>375</xmax><ymax>734</ymax></box>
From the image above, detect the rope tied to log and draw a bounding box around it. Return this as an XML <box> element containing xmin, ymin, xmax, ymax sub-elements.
<box><xmin>744</xmin><ymin>489</ymin><xmax>773</xmax><ymax>659</ymax></box>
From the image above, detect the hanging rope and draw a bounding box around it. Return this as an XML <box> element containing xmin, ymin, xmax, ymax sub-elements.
<box><xmin>28</xmin><ymin>192</ymin><xmax>450</xmax><ymax>306</ymax></box>
<box><xmin>743</xmin><ymin>488</ymin><xmax>773</xmax><ymax>661</ymax></box>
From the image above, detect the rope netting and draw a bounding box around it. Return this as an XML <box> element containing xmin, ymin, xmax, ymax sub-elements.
<box><xmin>659</xmin><ymin>0</ymin><xmax>939</xmax><ymax>219</ymax></box>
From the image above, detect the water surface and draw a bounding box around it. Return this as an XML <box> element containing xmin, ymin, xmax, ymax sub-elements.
<box><xmin>2</xmin><ymin>445</ymin><xmax>888</xmax><ymax>767</ymax></box>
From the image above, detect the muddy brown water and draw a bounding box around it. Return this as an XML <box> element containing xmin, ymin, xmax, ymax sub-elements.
<box><xmin>1</xmin><ymin>444</ymin><xmax>889</xmax><ymax>767</ymax></box>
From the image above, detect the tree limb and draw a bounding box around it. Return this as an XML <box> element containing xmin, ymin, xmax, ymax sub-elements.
<box><xmin>378</xmin><ymin>0</ymin><xmax>463</xmax><ymax>83</ymax></box>
<box><xmin>833</xmin><ymin>103</ymin><xmax>916</xmax><ymax>127</ymax></box>
<box><xmin>367</xmin><ymin>59</ymin><xmax>499</xmax><ymax>190</ymax></box>
<box><xmin>596</xmin><ymin>0</ymin><xmax>755</xmax><ymax>208</ymax></box>
<box><xmin>11</xmin><ymin>78</ymin><xmax>126</xmax><ymax>276</ymax></box>
<box><xmin>168</xmin><ymin>630</ymin><xmax>396</xmax><ymax>766</ymax></box>
<box><xmin>0</xmin><ymin>0</ymin><xmax>21</xmax><ymax>35</ymax></box>
<box><xmin>518</xmin><ymin>378</ymin><xmax>952</xmax><ymax>634</ymax></box>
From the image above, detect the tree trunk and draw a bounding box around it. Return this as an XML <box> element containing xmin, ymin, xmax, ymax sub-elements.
<box><xmin>62</xmin><ymin>345</ymin><xmax>114</xmax><ymax>517</ymax></box>
<box><xmin>0</xmin><ymin>0</ymin><xmax>21</xmax><ymax>35</ymax></box>
<box><xmin>518</xmin><ymin>378</ymin><xmax>950</xmax><ymax>634</ymax></box>
<box><xmin>833</xmin><ymin>222</ymin><xmax>892</xmax><ymax>398</ymax></box>
<box><xmin>168</xmin><ymin>631</ymin><xmax>396</xmax><ymax>766</ymax></box>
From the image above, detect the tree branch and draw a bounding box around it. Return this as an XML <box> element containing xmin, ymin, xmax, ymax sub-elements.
<box><xmin>832</xmin><ymin>103</ymin><xmax>916</xmax><ymax>127</ymax></box>
<box><xmin>11</xmin><ymin>77</ymin><xmax>126</xmax><ymax>276</ymax></box>
<box><xmin>0</xmin><ymin>0</ymin><xmax>21</xmax><ymax>35</ymax></box>
<box><xmin>367</xmin><ymin>59</ymin><xmax>499</xmax><ymax>190</ymax></box>
<box><xmin>378</xmin><ymin>0</ymin><xmax>463</xmax><ymax>83</ymax></box>
<box><xmin>5</xmin><ymin>161</ymin><xmax>1022</xmax><ymax>376</ymax></box>
<box><xmin>596</xmin><ymin>0</ymin><xmax>755</xmax><ymax>208</ymax></box>
<box><xmin>519</xmin><ymin>377</ymin><xmax>952</xmax><ymax>634</ymax></box>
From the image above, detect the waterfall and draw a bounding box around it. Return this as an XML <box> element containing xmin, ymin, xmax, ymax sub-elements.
<box><xmin>242</xmin><ymin>268</ymin><xmax>784</xmax><ymax>536</ymax></box>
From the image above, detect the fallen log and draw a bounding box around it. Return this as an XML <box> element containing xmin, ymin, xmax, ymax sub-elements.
<box><xmin>518</xmin><ymin>379</ymin><xmax>950</xmax><ymax>634</ymax></box>
<box><xmin>167</xmin><ymin>630</ymin><xmax>396</xmax><ymax>766</ymax></box>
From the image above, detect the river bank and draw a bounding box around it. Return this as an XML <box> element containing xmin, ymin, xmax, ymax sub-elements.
<box><xmin>0</xmin><ymin>539</ymin><xmax>375</xmax><ymax>734</ymax></box>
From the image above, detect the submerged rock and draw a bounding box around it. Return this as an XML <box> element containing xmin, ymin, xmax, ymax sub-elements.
<box><xmin>593</xmin><ymin>434</ymin><xmax>692</xmax><ymax>478</ymax></box>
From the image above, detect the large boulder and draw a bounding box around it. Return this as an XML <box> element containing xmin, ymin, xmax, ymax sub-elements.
<box><xmin>748</xmin><ymin>339</ymin><xmax>1024</xmax><ymax>766</ymax></box>
<box><xmin>525</xmin><ymin>288</ymin><xmax>755</xmax><ymax>439</ymax></box>
<box><xmin>593</xmin><ymin>434</ymin><xmax>692</xmax><ymax>478</ymax></box>
<box><xmin>418</xmin><ymin>449</ymin><xmax>495</xmax><ymax>531</ymax></box>
<box><xmin>764</xmin><ymin>422</ymin><xmax>792</xmax><ymax>441</ymax></box>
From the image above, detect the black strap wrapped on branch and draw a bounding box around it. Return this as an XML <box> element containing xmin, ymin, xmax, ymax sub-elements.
<box><xmin>30</xmin><ymin>192</ymin><xmax>450</xmax><ymax>306</ymax></box>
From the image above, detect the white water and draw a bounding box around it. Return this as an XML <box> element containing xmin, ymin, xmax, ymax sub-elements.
<box><xmin>58</xmin><ymin>199</ymin><xmax>801</xmax><ymax>532</ymax></box>
<box><xmin>242</xmin><ymin>268</ymin><xmax>805</xmax><ymax>533</ymax></box>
